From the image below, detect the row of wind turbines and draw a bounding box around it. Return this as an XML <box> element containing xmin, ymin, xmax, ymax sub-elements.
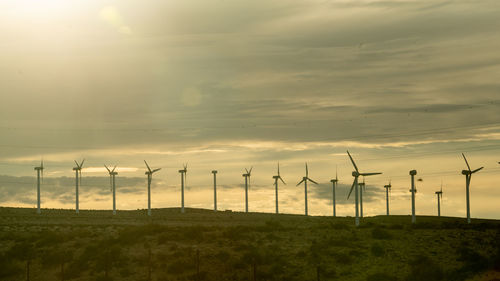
<box><xmin>32</xmin><ymin>151</ymin><xmax>492</xmax><ymax>226</ymax></box>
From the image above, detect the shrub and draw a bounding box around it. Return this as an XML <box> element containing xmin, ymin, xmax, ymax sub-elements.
<box><xmin>0</xmin><ymin>254</ymin><xmax>20</xmax><ymax>278</ymax></box>
<box><xmin>371</xmin><ymin>228</ymin><xmax>393</xmax><ymax>240</ymax></box>
<box><xmin>371</xmin><ymin>242</ymin><xmax>385</xmax><ymax>257</ymax></box>
<box><xmin>333</xmin><ymin>252</ymin><xmax>354</xmax><ymax>265</ymax></box>
<box><xmin>407</xmin><ymin>255</ymin><xmax>443</xmax><ymax>281</ymax></box>
<box><xmin>367</xmin><ymin>272</ymin><xmax>399</xmax><ymax>281</ymax></box>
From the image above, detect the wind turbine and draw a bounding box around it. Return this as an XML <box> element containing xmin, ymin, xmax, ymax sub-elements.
<box><xmin>272</xmin><ymin>162</ymin><xmax>286</xmax><ymax>214</ymax></box>
<box><xmin>144</xmin><ymin>160</ymin><xmax>161</xmax><ymax>216</ymax></box>
<box><xmin>461</xmin><ymin>153</ymin><xmax>483</xmax><ymax>224</ymax></box>
<box><xmin>179</xmin><ymin>164</ymin><xmax>187</xmax><ymax>213</ymax></box>
<box><xmin>435</xmin><ymin>182</ymin><xmax>443</xmax><ymax>217</ymax></box>
<box><xmin>212</xmin><ymin>170</ymin><xmax>217</xmax><ymax>211</ymax></box>
<box><xmin>359</xmin><ymin>178</ymin><xmax>365</xmax><ymax>218</ymax></box>
<box><xmin>296</xmin><ymin>163</ymin><xmax>318</xmax><ymax>216</ymax></box>
<box><xmin>330</xmin><ymin>167</ymin><xmax>338</xmax><ymax>217</ymax></box>
<box><xmin>347</xmin><ymin>151</ymin><xmax>382</xmax><ymax>226</ymax></box>
<box><xmin>242</xmin><ymin>167</ymin><xmax>253</xmax><ymax>213</ymax></box>
<box><xmin>105</xmin><ymin>165</ymin><xmax>118</xmax><ymax>215</ymax></box>
<box><xmin>383</xmin><ymin>181</ymin><xmax>392</xmax><ymax>216</ymax></box>
<box><xmin>34</xmin><ymin>160</ymin><xmax>44</xmax><ymax>214</ymax></box>
<box><xmin>73</xmin><ymin>159</ymin><xmax>85</xmax><ymax>214</ymax></box>
<box><xmin>409</xmin><ymin>170</ymin><xmax>417</xmax><ymax>224</ymax></box>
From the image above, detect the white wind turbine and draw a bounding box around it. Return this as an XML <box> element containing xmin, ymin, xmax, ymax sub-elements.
<box><xmin>435</xmin><ymin>182</ymin><xmax>443</xmax><ymax>217</ymax></box>
<box><xmin>73</xmin><ymin>159</ymin><xmax>85</xmax><ymax>214</ymax></box>
<box><xmin>296</xmin><ymin>163</ymin><xmax>318</xmax><ymax>216</ymax></box>
<box><xmin>461</xmin><ymin>153</ymin><xmax>483</xmax><ymax>224</ymax></box>
<box><xmin>383</xmin><ymin>181</ymin><xmax>392</xmax><ymax>216</ymax></box>
<box><xmin>179</xmin><ymin>164</ymin><xmax>187</xmax><ymax>213</ymax></box>
<box><xmin>144</xmin><ymin>160</ymin><xmax>161</xmax><ymax>216</ymax></box>
<box><xmin>242</xmin><ymin>167</ymin><xmax>253</xmax><ymax>213</ymax></box>
<box><xmin>347</xmin><ymin>151</ymin><xmax>382</xmax><ymax>226</ymax></box>
<box><xmin>212</xmin><ymin>170</ymin><xmax>217</xmax><ymax>211</ymax></box>
<box><xmin>330</xmin><ymin>167</ymin><xmax>338</xmax><ymax>217</ymax></box>
<box><xmin>359</xmin><ymin>178</ymin><xmax>365</xmax><ymax>218</ymax></box>
<box><xmin>272</xmin><ymin>162</ymin><xmax>286</xmax><ymax>214</ymax></box>
<box><xmin>105</xmin><ymin>165</ymin><xmax>118</xmax><ymax>215</ymax></box>
<box><xmin>409</xmin><ymin>170</ymin><xmax>417</xmax><ymax>224</ymax></box>
<box><xmin>34</xmin><ymin>160</ymin><xmax>44</xmax><ymax>214</ymax></box>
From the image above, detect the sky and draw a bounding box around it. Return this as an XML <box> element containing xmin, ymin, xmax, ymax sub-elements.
<box><xmin>1</xmin><ymin>0</ymin><xmax>500</xmax><ymax>219</ymax></box>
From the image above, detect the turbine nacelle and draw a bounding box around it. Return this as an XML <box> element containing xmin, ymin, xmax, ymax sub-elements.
<box><xmin>212</xmin><ymin>170</ymin><xmax>217</xmax><ymax>174</ymax></box>
<box><xmin>409</xmin><ymin>170</ymin><xmax>417</xmax><ymax>176</ymax></box>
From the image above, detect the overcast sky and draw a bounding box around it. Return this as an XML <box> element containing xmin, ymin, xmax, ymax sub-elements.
<box><xmin>1</xmin><ymin>0</ymin><xmax>499</xmax><ymax>219</ymax></box>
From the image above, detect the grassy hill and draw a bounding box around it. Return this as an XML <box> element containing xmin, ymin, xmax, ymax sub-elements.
<box><xmin>0</xmin><ymin>207</ymin><xmax>499</xmax><ymax>281</ymax></box>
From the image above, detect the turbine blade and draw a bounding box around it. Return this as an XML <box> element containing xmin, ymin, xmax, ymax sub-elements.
<box><xmin>296</xmin><ymin>179</ymin><xmax>305</xmax><ymax>186</ymax></box>
<box><xmin>74</xmin><ymin>160</ymin><xmax>79</xmax><ymax>167</ymax></box>
<box><xmin>277</xmin><ymin>162</ymin><xmax>280</xmax><ymax>176</ymax></box>
<box><xmin>305</xmin><ymin>163</ymin><xmax>308</xmax><ymax>177</ymax></box>
<box><xmin>112</xmin><ymin>165</ymin><xmax>117</xmax><ymax>173</ymax></box>
<box><xmin>104</xmin><ymin>165</ymin><xmax>111</xmax><ymax>173</ymax></box>
<box><xmin>152</xmin><ymin>168</ymin><xmax>161</xmax><ymax>173</ymax></box>
<box><xmin>360</xmin><ymin>172</ymin><xmax>382</xmax><ymax>176</ymax></box>
<box><xmin>279</xmin><ymin>176</ymin><xmax>286</xmax><ymax>185</ymax></box>
<box><xmin>308</xmin><ymin>178</ymin><xmax>319</xmax><ymax>185</ymax></box>
<box><xmin>471</xmin><ymin>167</ymin><xmax>483</xmax><ymax>173</ymax></box>
<box><xmin>249</xmin><ymin>166</ymin><xmax>253</xmax><ymax>175</ymax></box>
<box><xmin>347</xmin><ymin>179</ymin><xmax>356</xmax><ymax>199</ymax></box>
<box><xmin>462</xmin><ymin>153</ymin><xmax>471</xmax><ymax>171</ymax></box>
<box><xmin>144</xmin><ymin>160</ymin><xmax>152</xmax><ymax>173</ymax></box>
<box><xmin>245</xmin><ymin>168</ymin><xmax>249</xmax><ymax>174</ymax></box>
<box><xmin>347</xmin><ymin>150</ymin><xmax>359</xmax><ymax>172</ymax></box>
<box><xmin>80</xmin><ymin>159</ymin><xmax>85</xmax><ymax>168</ymax></box>
<box><xmin>335</xmin><ymin>165</ymin><xmax>338</xmax><ymax>181</ymax></box>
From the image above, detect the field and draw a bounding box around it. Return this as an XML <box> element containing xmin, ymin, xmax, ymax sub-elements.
<box><xmin>0</xmin><ymin>207</ymin><xmax>499</xmax><ymax>281</ymax></box>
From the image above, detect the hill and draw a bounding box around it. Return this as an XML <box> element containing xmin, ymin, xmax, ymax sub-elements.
<box><xmin>0</xmin><ymin>207</ymin><xmax>499</xmax><ymax>281</ymax></box>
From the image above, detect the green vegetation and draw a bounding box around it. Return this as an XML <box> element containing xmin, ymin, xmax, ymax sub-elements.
<box><xmin>0</xmin><ymin>207</ymin><xmax>499</xmax><ymax>280</ymax></box>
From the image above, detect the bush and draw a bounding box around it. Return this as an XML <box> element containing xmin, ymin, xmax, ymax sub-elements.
<box><xmin>0</xmin><ymin>254</ymin><xmax>20</xmax><ymax>278</ymax></box>
<box><xmin>371</xmin><ymin>228</ymin><xmax>393</xmax><ymax>240</ymax></box>
<box><xmin>371</xmin><ymin>242</ymin><xmax>385</xmax><ymax>257</ymax></box>
<box><xmin>333</xmin><ymin>252</ymin><xmax>354</xmax><ymax>265</ymax></box>
<box><xmin>456</xmin><ymin>246</ymin><xmax>489</xmax><ymax>274</ymax></box>
<box><xmin>407</xmin><ymin>255</ymin><xmax>443</xmax><ymax>281</ymax></box>
<box><xmin>367</xmin><ymin>272</ymin><xmax>399</xmax><ymax>281</ymax></box>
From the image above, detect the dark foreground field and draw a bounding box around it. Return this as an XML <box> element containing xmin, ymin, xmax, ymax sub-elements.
<box><xmin>0</xmin><ymin>207</ymin><xmax>499</xmax><ymax>281</ymax></box>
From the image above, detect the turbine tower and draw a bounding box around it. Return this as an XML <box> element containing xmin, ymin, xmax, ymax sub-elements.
<box><xmin>383</xmin><ymin>181</ymin><xmax>392</xmax><ymax>216</ymax></box>
<box><xmin>73</xmin><ymin>159</ymin><xmax>85</xmax><ymax>214</ymax></box>
<box><xmin>296</xmin><ymin>163</ymin><xmax>318</xmax><ymax>216</ymax></box>
<box><xmin>359</xmin><ymin>179</ymin><xmax>365</xmax><ymax>218</ymax></box>
<box><xmin>435</xmin><ymin>183</ymin><xmax>443</xmax><ymax>217</ymax></box>
<box><xmin>179</xmin><ymin>164</ymin><xmax>187</xmax><ymax>213</ymax></box>
<box><xmin>144</xmin><ymin>160</ymin><xmax>161</xmax><ymax>216</ymax></box>
<box><xmin>461</xmin><ymin>153</ymin><xmax>483</xmax><ymax>224</ymax></box>
<box><xmin>272</xmin><ymin>162</ymin><xmax>286</xmax><ymax>214</ymax></box>
<box><xmin>212</xmin><ymin>170</ymin><xmax>217</xmax><ymax>211</ymax></box>
<box><xmin>242</xmin><ymin>167</ymin><xmax>253</xmax><ymax>213</ymax></box>
<box><xmin>409</xmin><ymin>170</ymin><xmax>417</xmax><ymax>224</ymax></box>
<box><xmin>105</xmin><ymin>165</ymin><xmax>118</xmax><ymax>215</ymax></box>
<box><xmin>330</xmin><ymin>167</ymin><xmax>338</xmax><ymax>217</ymax></box>
<box><xmin>347</xmin><ymin>151</ymin><xmax>382</xmax><ymax>226</ymax></box>
<box><xmin>34</xmin><ymin>160</ymin><xmax>44</xmax><ymax>214</ymax></box>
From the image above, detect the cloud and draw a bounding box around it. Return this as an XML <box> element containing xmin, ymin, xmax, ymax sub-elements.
<box><xmin>99</xmin><ymin>5</ymin><xmax>132</xmax><ymax>35</ymax></box>
<box><xmin>0</xmin><ymin>175</ymin><xmax>146</xmax><ymax>205</ymax></box>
